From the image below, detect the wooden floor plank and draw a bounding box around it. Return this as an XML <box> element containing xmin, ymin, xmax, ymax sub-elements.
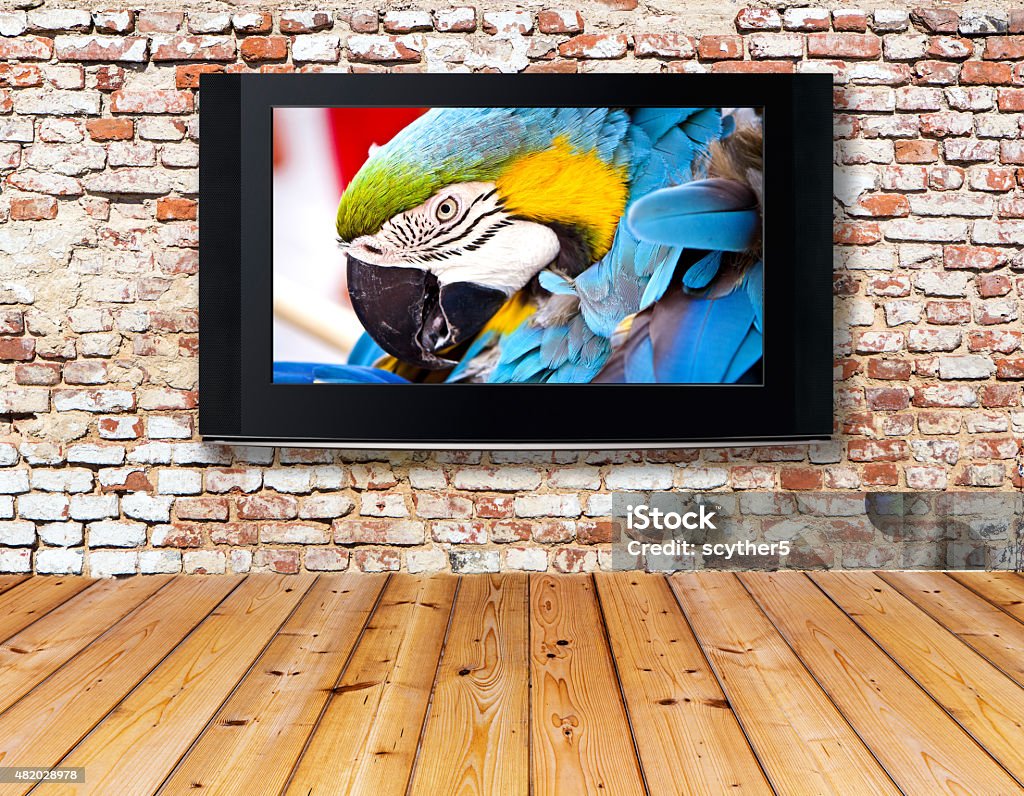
<box><xmin>284</xmin><ymin>574</ymin><xmax>458</xmax><ymax>796</ymax></box>
<box><xmin>0</xmin><ymin>577</ymin><xmax>94</xmax><ymax>643</ymax></box>
<box><xmin>880</xmin><ymin>571</ymin><xmax>1024</xmax><ymax>688</ymax></box>
<box><xmin>949</xmin><ymin>571</ymin><xmax>1024</xmax><ymax>624</ymax></box>
<box><xmin>0</xmin><ymin>575</ymin><xmax>241</xmax><ymax>789</ymax></box>
<box><xmin>160</xmin><ymin>574</ymin><xmax>387</xmax><ymax>796</ymax></box>
<box><xmin>409</xmin><ymin>574</ymin><xmax>530</xmax><ymax>796</ymax></box>
<box><xmin>0</xmin><ymin>575</ymin><xmax>170</xmax><ymax>714</ymax></box>
<box><xmin>0</xmin><ymin>575</ymin><xmax>28</xmax><ymax>597</ymax></box>
<box><xmin>743</xmin><ymin>571</ymin><xmax>1020</xmax><ymax>795</ymax></box>
<box><xmin>530</xmin><ymin>574</ymin><xmax>645</xmax><ymax>796</ymax></box>
<box><xmin>41</xmin><ymin>574</ymin><xmax>315</xmax><ymax>796</ymax></box>
<box><xmin>670</xmin><ymin>572</ymin><xmax>899</xmax><ymax>795</ymax></box>
<box><xmin>813</xmin><ymin>571</ymin><xmax>1024</xmax><ymax>785</ymax></box>
<box><xmin>596</xmin><ymin>572</ymin><xmax>771</xmax><ymax>795</ymax></box>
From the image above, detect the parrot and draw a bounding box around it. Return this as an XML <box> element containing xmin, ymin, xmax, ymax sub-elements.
<box><xmin>275</xmin><ymin>105</ymin><xmax>764</xmax><ymax>385</ymax></box>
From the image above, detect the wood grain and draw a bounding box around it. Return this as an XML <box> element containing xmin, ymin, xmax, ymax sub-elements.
<box><xmin>670</xmin><ymin>572</ymin><xmax>898</xmax><ymax>794</ymax></box>
<box><xmin>0</xmin><ymin>575</ymin><xmax>241</xmax><ymax>792</ymax></box>
<box><xmin>596</xmin><ymin>572</ymin><xmax>771</xmax><ymax>794</ymax></box>
<box><xmin>948</xmin><ymin>571</ymin><xmax>1024</xmax><ymax>624</ymax></box>
<box><xmin>0</xmin><ymin>575</ymin><xmax>169</xmax><ymax>714</ymax></box>
<box><xmin>813</xmin><ymin>570</ymin><xmax>1024</xmax><ymax>785</ymax></box>
<box><xmin>0</xmin><ymin>577</ymin><xmax>94</xmax><ymax>643</ymax></box>
<box><xmin>744</xmin><ymin>571</ymin><xmax>1020</xmax><ymax>795</ymax></box>
<box><xmin>880</xmin><ymin>571</ymin><xmax>1024</xmax><ymax>688</ymax></box>
<box><xmin>0</xmin><ymin>576</ymin><xmax>28</xmax><ymax>597</ymax></box>
<box><xmin>160</xmin><ymin>574</ymin><xmax>387</xmax><ymax>796</ymax></box>
<box><xmin>284</xmin><ymin>574</ymin><xmax>458</xmax><ymax>796</ymax></box>
<box><xmin>42</xmin><ymin>574</ymin><xmax>314</xmax><ymax>796</ymax></box>
<box><xmin>530</xmin><ymin>575</ymin><xmax>645</xmax><ymax>796</ymax></box>
<box><xmin>409</xmin><ymin>574</ymin><xmax>530</xmax><ymax>796</ymax></box>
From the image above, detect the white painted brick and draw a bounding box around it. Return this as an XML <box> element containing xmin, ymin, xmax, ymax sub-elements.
<box><xmin>121</xmin><ymin>493</ymin><xmax>173</xmax><ymax>522</ymax></box>
<box><xmin>156</xmin><ymin>468</ymin><xmax>202</xmax><ymax>495</ymax></box>
<box><xmin>676</xmin><ymin>467</ymin><xmax>729</xmax><ymax>490</ymax></box>
<box><xmin>183</xmin><ymin>550</ymin><xmax>226</xmax><ymax>575</ymax></box>
<box><xmin>0</xmin><ymin>549</ymin><xmax>31</xmax><ymax>573</ymax></box>
<box><xmin>505</xmin><ymin>546</ymin><xmax>548</xmax><ymax>571</ymax></box>
<box><xmin>0</xmin><ymin>444</ymin><xmax>18</xmax><ymax>466</ymax></box>
<box><xmin>90</xmin><ymin>550</ymin><xmax>139</xmax><ymax>577</ymax></box>
<box><xmin>514</xmin><ymin>494</ymin><xmax>582</xmax><ymax>518</ymax></box>
<box><xmin>408</xmin><ymin>467</ymin><xmax>446</xmax><ymax>490</ymax></box>
<box><xmin>127</xmin><ymin>442</ymin><xmax>173</xmax><ymax>464</ymax></box>
<box><xmin>452</xmin><ymin>467</ymin><xmax>542</xmax><ymax>491</ymax></box>
<box><xmin>88</xmin><ymin>520</ymin><xmax>147</xmax><ymax>547</ymax></box>
<box><xmin>263</xmin><ymin>468</ymin><xmax>313</xmax><ymax>494</ymax></box>
<box><xmin>0</xmin><ymin>520</ymin><xmax>35</xmax><ymax>546</ymax></box>
<box><xmin>585</xmin><ymin>493</ymin><xmax>612</xmax><ymax>517</ymax></box>
<box><xmin>0</xmin><ymin>496</ymin><xmax>13</xmax><ymax>519</ymax></box>
<box><xmin>406</xmin><ymin>547</ymin><xmax>448</xmax><ymax>574</ymax></box>
<box><xmin>938</xmin><ymin>355</ymin><xmax>995</xmax><ymax>380</ymax></box>
<box><xmin>146</xmin><ymin>414</ymin><xmax>192</xmax><ymax>439</ymax></box>
<box><xmin>36</xmin><ymin>548</ymin><xmax>84</xmax><ymax>574</ymax></box>
<box><xmin>139</xmin><ymin>549</ymin><xmax>182</xmax><ymax>574</ymax></box>
<box><xmin>18</xmin><ymin>494</ymin><xmax>69</xmax><ymax>521</ymax></box>
<box><xmin>0</xmin><ymin>469</ymin><xmax>30</xmax><ymax>494</ymax></box>
<box><xmin>38</xmin><ymin>521</ymin><xmax>83</xmax><ymax>547</ymax></box>
<box><xmin>228</xmin><ymin>549</ymin><xmax>251</xmax><ymax>574</ymax></box>
<box><xmin>360</xmin><ymin>493</ymin><xmax>409</xmax><ymax>517</ymax></box>
<box><xmin>259</xmin><ymin>523</ymin><xmax>329</xmax><ymax>544</ymax></box>
<box><xmin>31</xmin><ymin>468</ymin><xmax>93</xmax><ymax>493</ymax></box>
<box><xmin>547</xmin><ymin>466</ymin><xmax>601</xmax><ymax>490</ymax></box>
<box><xmin>298</xmin><ymin>494</ymin><xmax>354</xmax><ymax>519</ymax></box>
<box><xmin>171</xmin><ymin>443</ymin><xmax>232</xmax><ymax>466</ymax></box>
<box><xmin>605</xmin><ymin>464</ymin><xmax>674</xmax><ymax>491</ymax></box>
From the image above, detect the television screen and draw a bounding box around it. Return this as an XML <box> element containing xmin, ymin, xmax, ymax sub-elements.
<box><xmin>199</xmin><ymin>74</ymin><xmax>832</xmax><ymax>446</ymax></box>
<box><xmin>272</xmin><ymin>106</ymin><xmax>766</xmax><ymax>386</ymax></box>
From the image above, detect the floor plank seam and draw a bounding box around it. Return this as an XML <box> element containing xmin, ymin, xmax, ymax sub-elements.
<box><xmin>736</xmin><ymin>573</ymin><xmax>907</xmax><ymax>796</ymax></box>
<box><xmin>947</xmin><ymin>573</ymin><xmax>1024</xmax><ymax>628</ymax></box>
<box><xmin>591</xmin><ymin>574</ymin><xmax>652</xmax><ymax>796</ymax></box>
<box><xmin>808</xmin><ymin>573</ymin><xmax>1024</xmax><ymax>791</ymax></box>
<box><xmin>403</xmin><ymin>576</ymin><xmax>462</xmax><ymax>796</ymax></box>
<box><xmin>0</xmin><ymin>576</ymin><xmax>178</xmax><ymax>722</ymax></box>
<box><xmin>22</xmin><ymin>576</ymin><xmax>255</xmax><ymax>796</ymax></box>
<box><xmin>153</xmin><ymin>575</ymin><xmax>323</xmax><ymax>795</ymax></box>
<box><xmin>0</xmin><ymin>579</ymin><xmax>99</xmax><ymax>647</ymax></box>
<box><xmin>664</xmin><ymin>574</ymin><xmax>780</xmax><ymax>796</ymax></box>
<box><xmin>277</xmin><ymin>572</ymin><xmax>393</xmax><ymax>796</ymax></box>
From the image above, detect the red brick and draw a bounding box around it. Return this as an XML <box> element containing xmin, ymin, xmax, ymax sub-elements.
<box><xmin>697</xmin><ymin>35</ymin><xmax>743</xmax><ymax>60</ymax></box>
<box><xmin>240</xmin><ymin>36</ymin><xmax>288</xmax><ymax>62</ymax></box>
<box><xmin>943</xmin><ymin>245</ymin><xmax>1005</xmax><ymax>270</ymax></box>
<box><xmin>236</xmin><ymin>493</ymin><xmax>298</xmax><ymax>520</ymax></box>
<box><xmin>0</xmin><ymin>337</ymin><xmax>36</xmax><ymax>360</ymax></box>
<box><xmin>86</xmin><ymin>118</ymin><xmax>133</xmax><ymax>141</ymax></box>
<box><xmin>10</xmin><ymin>197</ymin><xmax>57</xmax><ymax>221</ymax></box>
<box><xmin>156</xmin><ymin>197</ymin><xmax>197</xmax><ymax>221</ymax></box>
<box><xmin>834</xmin><ymin>222</ymin><xmax>882</xmax><ymax>245</ymax></box>
<box><xmin>833</xmin><ymin>10</ymin><xmax>868</xmax><ymax>32</ymax></box>
<box><xmin>910</xmin><ymin>8</ymin><xmax>959</xmax><ymax>34</ymax></box>
<box><xmin>280</xmin><ymin>11</ymin><xmax>335</xmax><ymax>34</ymax></box>
<box><xmin>925</xmin><ymin>300</ymin><xmax>971</xmax><ymax>324</ymax></box>
<box><xmin>925</xmin><ymin>36</ymin><xmax>973</xmax><ymax>60</ymax></box>
<box><xmin>735</xmin><ymin>8</ymin><xmax>781</xmax><ymax>31</ymax></box>
<box><xmin>915</xmin><ymin>60</ymin><xmax>960</xmax><ymax>84</ymax></box>
<box><xmin>558</xmin><ymin>34</ymin><xmax>628</xmax><ymax>59</ymax></box>
<box><xmin>712</xmin><ymin>61</ymin><xmax>795</xmax><ymax>73</ymax></box>
<box><xmin>94</xmin><ymin>65</ymin><xmax>126</xmax><ymax>91</ymax></box>
<box><xmin>780</xmin><ymin>467</ymin><xmax>822</xmax><ymax>490</ymax></box>
<box><xmin>866</xmin><ymin>387</ymin><xmax>911</xmax><ymax>410</ymax></box>
<box><xmin>853</xmin><ymin>194</ymin><xmax>910</xmax><ymax>217</ymax></box>
<box><xmin>151</xmin><ymin>35</ymin><xmax>236</xmax><ymax>62</ymax></box>
<box><xmin>176</xmin><ymin>497</ymin><xmax>230</xmax><ymax>521</ymax></box>
<box><xmin>0</xmin><ymin>37</ymin><xmax>54</xmax><ymax>61</ymax></box>
<box><xmin>868</xmin><ymin>359</ymin><xmax>913</xmax><ymax>380</ymax></box>
<box><xmin>137</xmin><ymin>11</ymin><xmax>184</xmax><ymax>33</ymax></box>
<box><xmin>233</xmin><ymin>12</ymin><xmax>273</xmax><ymax>34</ymax></box>
<box><xmin>985</xmin><ymin>36</ymin><xmax>1024</xmax><ymax>60</ymax></box>
<box><xmin>255</xmin><ymin>549</ymin><xmax>300</xmax><ymax>574</ymax></box>
<box><xmin>155</xmin><ymin>523</ymin><xmax>204</xmax><ymax>548</ymax></box>
<box><xmin>55</xmin><ymin>36</ymin><xmax>148</xmax><ymax>63</ymax></box>
<box><xmin>862</xmin><ymin>462</ymin><xmax>899</xmax><ymax>485</ymax></box>
<box><xmin>15</xmin><ymin>362</ymin><xmax>60</xmax><ymax>386</ymax></box>
<box><xmin>524</xmin><ymin>61</ymin><xmax>578</xmax><ymax>74</ymax></box>
<box><xmin>981</xmin><ymin>384</ymin><xmax>1021</xmax><ymax>407</ymax></box>
<box><xmin>995</xmin><ymin>358</ymin><xmax>1024</xmax><ymax>379</ymax></box>
<box><xmin>537</xmin><ymin>10</ymin><xmax>584</xmax><ymax>34</ymax></box>
<box><xmin>978</xmin><ymin>275</ymin><xmax>1012</xmax><ymax>298</ymax></box>
<box><xmin>175</xmin><ymin>64</ymin><xmax>224</xmax><ymax>89</ymax></box>
<box><xmin>848</xmin><ymin>439</ymin><xmax>908</xmax><ymax>461</ymax></box>
<box><xmin>960</xmin><ymin>61</ymin><xmax>1014</xmax><ymax>85</ymax></box>
<box><xmin>807</xmin><ymin>33</ymin><xmax>881</xmax><ymax>59</ymax></box>
<box><xmin>895</xmin><ymin>140</ymin><xmax>939</xmax><ymax>163</ymax></box>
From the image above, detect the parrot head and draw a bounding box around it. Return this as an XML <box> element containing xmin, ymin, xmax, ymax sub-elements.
<box><xmin>336</xmin><ymin>108</ymin><xmax>631</xmax><ymax>369</ymax></box>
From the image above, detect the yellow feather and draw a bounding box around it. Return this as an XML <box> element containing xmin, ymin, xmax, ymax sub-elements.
<box><xmin>495</xmin><ymin>137</ymin><xmax>628</xmax><ymax>261</ymax></box>
<box><xmin>482</xmin><ymin>290</ymin><xmax>535</xmax><ymax>336</ymax></box>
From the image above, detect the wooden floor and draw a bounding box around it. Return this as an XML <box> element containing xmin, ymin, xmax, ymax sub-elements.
<box><xmin>0</xmin><ymin>572</ymin><xmax>1022</xmax><ymax>795</ymax></box>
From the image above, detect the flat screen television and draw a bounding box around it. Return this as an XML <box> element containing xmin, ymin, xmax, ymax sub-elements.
<box><xmin>199</xmin><ymin>73</ymin><xmax>833</xmax><ymax>448</ymax></box>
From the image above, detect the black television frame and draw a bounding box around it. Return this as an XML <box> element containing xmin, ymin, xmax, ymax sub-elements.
<box><xmin>199</xmin><ymin>73</ymin><xmax>833</xmax><ymax>449</ymax></box>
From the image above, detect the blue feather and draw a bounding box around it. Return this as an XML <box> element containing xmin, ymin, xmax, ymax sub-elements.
<box><xmin>682</xmin><ymin>250</ymin><xmax>723</xmax><ymax>290</ymax></box>
<box><xmin>274</xmin><ymin>361</ymin><xmax>409</xmax><ymax>384</ymax></box>
<box><xmin>627</xmin><ymin>179</ymin><xmax>759</xmax><ymax>252</ymax></box>
<box><xmin>348</xmin><ymin>332</ymin><xmax>388</xmax><ymax>367</ymax></box>
<box><xmin>538</xmin><ymin>271</ymin><xmax>577</xmax><ymax>296</ymax></box>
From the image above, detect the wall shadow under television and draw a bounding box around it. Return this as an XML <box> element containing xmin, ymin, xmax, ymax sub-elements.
<box><xmin>199</xmin><ymin>73</ymin><xmax>833</xmax><ymax>449</ymax></box>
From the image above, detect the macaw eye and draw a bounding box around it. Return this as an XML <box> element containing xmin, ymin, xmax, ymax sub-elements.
<box><xmin>435</xmin><ymin>197</ymin><xmax>458</xmax><ymax>222</ymax></box>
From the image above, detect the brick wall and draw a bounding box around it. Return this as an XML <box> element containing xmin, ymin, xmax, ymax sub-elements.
<box><xmin>0</xmin><ymin>2</ymin><xmax>1022</xmax><ymax>576</ymax></box>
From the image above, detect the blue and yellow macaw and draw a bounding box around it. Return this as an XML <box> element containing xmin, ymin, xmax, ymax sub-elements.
<box><xmin>276</xmin><ymin>106</ymin><xmax>764</xmax><ymax>384</ymax></box>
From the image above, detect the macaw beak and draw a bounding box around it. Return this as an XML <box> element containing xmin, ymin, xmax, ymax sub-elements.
<box><xmin>346</xmin><ymin>255</ymin><xmax>508</xmax><ymax>370</ymax></box>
